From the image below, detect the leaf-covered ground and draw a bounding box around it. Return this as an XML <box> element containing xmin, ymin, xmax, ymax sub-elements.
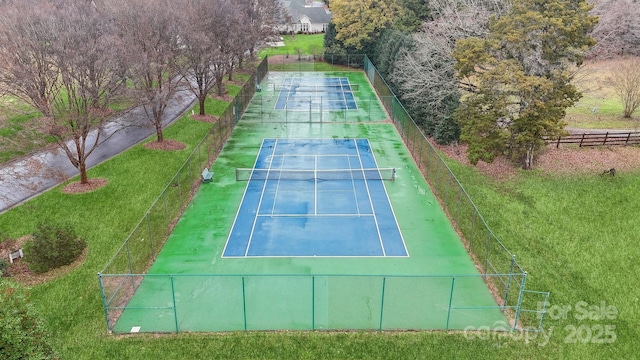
<box><xmin>434</xmin><ymin>141</ymin><xmax>640</xmax><ymax>179</ymax></box>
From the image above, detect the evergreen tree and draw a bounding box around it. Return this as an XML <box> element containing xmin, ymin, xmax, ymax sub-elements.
<box><xmin>453</xmin><ymin>0</ymin><xmax>597</xmax><ymax>169</ymax></box>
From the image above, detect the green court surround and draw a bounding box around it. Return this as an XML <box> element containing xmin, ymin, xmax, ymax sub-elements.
<box><xmin>112</xmin><ymin>72</ymin><xmax>507</xmax><ymax>332</ymax></box>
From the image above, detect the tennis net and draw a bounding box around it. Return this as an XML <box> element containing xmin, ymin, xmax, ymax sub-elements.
<box><xmin>236</xmin><ymin>167</ymin><xmax>395</xmax><ymax>181</ymax></box>
<box><xmin>279</xmin><ymin>84</ymin><xmax>359</xmax><ymax>93</ymax></box>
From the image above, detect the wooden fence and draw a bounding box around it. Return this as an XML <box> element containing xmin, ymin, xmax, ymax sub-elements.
<box><xmin>547</xmin><ymin>132</ymin><xmax>640</xmax><ymax>147</ymax></box>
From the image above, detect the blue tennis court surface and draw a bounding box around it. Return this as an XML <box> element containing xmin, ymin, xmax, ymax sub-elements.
<box><xmin>274</xmin><ymin>77</ymin><xmax>358</xmax><ymax>111</ymax></box>
<box><xmin>223</xmin><ymin>138</ymin><xmax>407</xmax><ymax>257</ymax></box>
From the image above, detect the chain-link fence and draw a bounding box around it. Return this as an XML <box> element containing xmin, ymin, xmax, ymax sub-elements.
<box><xmin>99</xmin><ymin>57</ymin><xmax>266</xmax><ymax>330</ymax></box>
<box><xmin>99</xmin><ymin>273</ymin><xmax>529</xmax><ymax>333</ymax></box>
<box><xmin>99</xmin><ymin>55</ymin><xmax>549</xmax><ymax>334</ymax></box>
<box><xmin>363</xmin><ymin>56</ymin><xmax>548</xmax><ymax>332</ymax></box>
<box><xmin>267</xmin><ymin>53</ymin><xmax>366</xmax><ymax>72</ymax></box>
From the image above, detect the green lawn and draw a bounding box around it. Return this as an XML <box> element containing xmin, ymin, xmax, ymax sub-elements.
<box><xmin>0</xmin><ymin>68</ymin><xmax>637</xmax><ymax>358</ymax></box>
<box><xmin>259</xmin><ymin>34</ymin><xmax>325</xmax><ymax>57</ymax></box>
<box><xmin>566</xmin><ymin>59</ymin><xmax>640</xmax><ymax>129</ymax></box>
<box><xmin>0</xmin><ymin>98</ymin><xmax>56</xmax><ymax>163</ymax></box>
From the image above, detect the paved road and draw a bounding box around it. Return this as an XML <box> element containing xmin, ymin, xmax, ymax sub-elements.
<box><xmin>0</xmin><ymin>89</ymin><xmax>196</xmax><ymax>214</ymax></box>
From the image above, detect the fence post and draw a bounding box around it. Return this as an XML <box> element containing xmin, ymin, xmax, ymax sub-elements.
<box><xmin>126</xmin><ymin>237</ymin><xmax>134</xmax><ymax>276</ymax></box>
<box><xmin>188</xmin><ymin>158</ymin><xmax>194</xmax><ymax>196</ymax></box>
<box><xmin>170</xmin><ymin>275</ymin><xmax>179</xmax><ymax>333</ymax></box>
<box><xmin>503</xmin><ymin>255</ymin><xmax>516</xmax><ymax>310</ymax></box>
<box><xmin>469</xmin><ymin>210</ymin><xmax>476</xmax><ymax>252</ymax></box>
<box><xmin>446</xmin><ymin>277</ymin><xmax>455</xmax><ymax>331</ymax></box>
<box><xmin>379</xmin><ymin>277</ymin><xmax>387</xmax><ymax>330</ymax></box>
<box><xmin>177</xmin><ymin>178</ymin><xmax>183</xmax><ymax>213</ymax></box>
<box><xmin>312</xmin><ymin>276</ymin><xmax>315</xmax><ymax>330</ymax></box>
<box><xmin>162</xmin><ymin>192</ymin><xmax>169</xmax><ymax>234</ymax></box>
<box><xmin>512</xmin><ymin>272</ymin><xmax>527</xmax><ymax>331</ymax></box>
<box><xmin>484</xmin><ymin>229</ymin><xmax>491</xmax><ymax>275</ymax></box>
<box><xmin>98</xmin><ymin>274</ymin><xmax>112</xmax><ymax>333</ymax></box>
<box><xmin>457</xmin><ymin>183</ymin><xmax>462</xmax><ymax>227</ymax></box>
<box><xmin>146</xmin><ymin>213</ymin><xmax>154</xmax><ymax>260</ymax></box>
<box><xmin>242</xmin><ymin>276</ymin><xmax>247</xmax><ymax>331</ymax></box>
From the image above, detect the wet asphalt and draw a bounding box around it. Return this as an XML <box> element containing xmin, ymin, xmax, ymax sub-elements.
<box><xmin>0</xmin><ymin>89</ymin><xmax>196</xmax><ymax>214</ymax></box>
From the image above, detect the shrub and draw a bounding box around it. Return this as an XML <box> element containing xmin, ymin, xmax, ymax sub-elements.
<box><xmin>0</xmin><ymin>280</ymin><xmax>57</xmax><ymax>359</ymax></box>
<box><xmin>25</xmin><ymin>223</ymin><xmax>86</xmax><ymax>274</ymax></box>
<box><xmin>0</xmin><ymin>258</ymin><xmax>8</xmax><ymax>277</ymax></box>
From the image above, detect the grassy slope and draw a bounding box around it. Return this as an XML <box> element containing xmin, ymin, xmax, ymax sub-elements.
<box><xmin>258</xmin><ymin>34</ymin><xmax>325</xmax><ymax>58</ymax></box>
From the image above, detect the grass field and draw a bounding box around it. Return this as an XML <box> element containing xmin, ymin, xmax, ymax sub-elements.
<box><xmin>0</xmin><ymin>99</ymin><xmax>55</xmax><ymax>163</ymax></box>
<box><xmin>258</xmin><ymin>34</ymin><xmax>325</xmax><ymax>58</ymax></box>
<box><xmin>566</xmin><ymin>58</ymin><xmax>640</xmax><ymax>129</ymax></box>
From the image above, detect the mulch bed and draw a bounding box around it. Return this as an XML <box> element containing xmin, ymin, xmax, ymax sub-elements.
<box><xmin>191</xmin><ymin>114</ymin><xmax>219</xmax><ymax>123</ymax></box>
<box><xmin>0</xmin><ymin>236</ymin><xmax>87</xmax><ymax>287</ymax></box>
<box><xmin>143</xmin><ymin>139</ymin><xmax>186</xmax><ymax>151</ymax></box>
<box><xmin>61</xmin><ymin>178</ymin><xmax>108</xmax><ymax>194</ymax></box>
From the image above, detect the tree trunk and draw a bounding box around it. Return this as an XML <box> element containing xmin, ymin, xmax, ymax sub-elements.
<box><xmin>227</xmin><ymin>63</ymin><xmax>234</xmax><ymax>81</ymax></box>
<box><xmin>216</xmin><ymin>78</ymin><xmax>225</xmax><ymax>96</ymax></box>
<box><xmin>198</xmin><ymin>95</ymin><xmax>206</xmax><ymax>115</ymax></box>
<box><xmin>522</xmin><ymin>144</ymin><xmax>535</xmax><ymax>170</ymax></box>
<box><xmin>79</xmin><ymin>161</ymin><xmax>88</xmax><ymax>184</ymax></box>
<box><xmin>156</xmin><ymin>125</ymin><xmax>164</xmax><ymax>142</ymax></box>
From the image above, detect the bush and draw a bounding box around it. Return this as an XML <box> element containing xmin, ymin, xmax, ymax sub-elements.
<box><xmin>25</xmin><ymin>223</ymin><xmax>86</xmax><ymax>274</ymax></box>
<box><xmin>0</xmin><ymin>258</ymin><xmax>8</xmax><ymax>277</ymax></box>
<box><xmin>0</xmin><ymin>280</ymin><xmax>57</xmax><ymax>359</ymax></box>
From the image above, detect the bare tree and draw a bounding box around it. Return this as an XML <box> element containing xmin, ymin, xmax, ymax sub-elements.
<box><xmin>234</xmin><ymin>0</ymin><xmax>288</xmax><ymax>67</ymax></box>
<box><xmin>0</xmin><ymin>0</ymin><xmax>127</xmax><ymax>184</ymax></box>
<box><xmin>179</xmin><ymin>0</ymin><xmax>224</xmax><ymax>114</ymax></box>
<box><xmin>609</xmin><ymin>57</ymin><xmax>640</xmax><ymax>118</ymax></box>
<box><xmin>46</xmin><ymin>0</ymin><xmax>127</xmax><ymax>184</ymax></box>
<box><xmin>110</xmin><ymin>0</ymin><xmax>185</xmax><ymax>143</ymax></box>
<box><xmin>390</xmin><ymin>0</ymin><xmax>509</xmax><ymax>144</ymax></box>
<box><xmin>588</xmin><ymin>0</ymin><xmax>640</xmax><ymax>59</ymax></box>
<box><xmin>0</xmin><ymin>0</ymin><xmax>59</xmax><ymax>116</ymax></box>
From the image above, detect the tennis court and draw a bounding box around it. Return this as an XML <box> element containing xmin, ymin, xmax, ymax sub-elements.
<box><xmin>274</xmin><ymin>77</ymin><xmax>358</xmax><ymax>111</ymax></box>
<box><xmin>242</xmin><ymin>71</ymin><xmax>387</xmax><ymax>123</ymax></box>
<box><xmin>224</xmin><ymin>138</ymin><xmax>406</xmax><ymax>257</ymax></box>
<box><xmin>105</xmin><ymin>71</ymin><xmax>508</xmax><ymax>333</ymax></box>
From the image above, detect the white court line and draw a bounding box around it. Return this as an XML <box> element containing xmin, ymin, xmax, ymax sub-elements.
<box><xmin>355</xmin><ymin>140</ymin><xmax>386</xmax><ymax>256</ymax></box>
<box><xmin>221</xmin><ymin>139</ymin><xmax>269</xmax><ymax>258</ymax></box>
<box><xmin>244</xmin><ymin>139</ymin><xmax>280</xmax><ymax>257</ymax></box>
<box><xmin>269</xmin><ymin>154</ymin><xmax>286</xmax><ymax>216</ymax></box>
<box><xmin>346</xmin><ymin>151</ymin><xmax>362</xmax><ymax>216</ymax></box>
<box><xmin>314</xmin><ymin>155</ymin><xmax>318</xmax><ymax>215</ymax></box>
<box><xmin>366</xmin><ymin>139</ymin><xmax>409</xmax><ymax>256</ymax></box>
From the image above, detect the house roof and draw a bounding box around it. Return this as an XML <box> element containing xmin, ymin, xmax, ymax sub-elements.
<box><xmin>281</xmin><ymin>0</ymin><xmax>332</xmax><ymax>24</ymax></box>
